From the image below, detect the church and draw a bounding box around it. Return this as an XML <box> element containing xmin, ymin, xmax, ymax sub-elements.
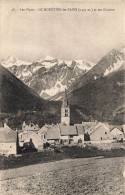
<box><xmin>18</xmin><ymin>89</ymin><xmax>84</xmax><ymax>149</ymax></box>
<box><xmin>38</xmin><ymin>89</ymin><xmax>85</xmax><ymax>145</ymax></box>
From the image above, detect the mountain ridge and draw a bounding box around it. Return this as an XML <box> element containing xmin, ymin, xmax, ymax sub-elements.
<box><xmin>50</xmin><ymin>47</ymin><xmax>124</xmax><ymax>101</ymax></box>
<box><xmin>1</xmin><ymin>56</ymin><xmax>95</xmax><ymax>99</ymax></box>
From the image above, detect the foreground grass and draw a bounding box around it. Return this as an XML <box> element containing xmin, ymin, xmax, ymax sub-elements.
<box><xmin>0</xmin><ymin>145</ymin><xmax>125</xmax><ymax>170</ymax></box>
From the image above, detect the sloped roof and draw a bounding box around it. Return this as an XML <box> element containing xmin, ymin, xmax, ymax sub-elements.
<box><xmin>60</xmin><ymin>125</ymin><xmax>77</xmax><ymax>136</ymax></box>
<box><xmin>83</xmin><ymin>121</ymin><xmax>98</xmax><ymax>131</ymax></box>
<box><xmin>39</xmin><ymin>124</ymin><xmax>56</xmax><ymax>134</ymax></box>
<box><xmin>46</xmin><ymin>126</ymin><xmax>60</xmax><ymax>140</ymax></box>
<box><xmin>0</xmin><ymin>123</ymin><xmax>17</xmax><ymax>143</ymax></box>
<box><xmin>23</xmin><ymin>123</ymin><xmax>40</xmax><ymax>131</ymax></box>
<box><xmin>83</xmin><ymin>122</ymin><xmax>99</xmax><ymax>134</ymax></box>
<box><xmin>75</xmin><ymin>125</ymin><xmax>84</xmax><ymax>135</ymax></box>
<box><xmin>110</xmin><ymin>126</ymin><xmax>123</xmax><ymax>135</ymax></box>
<box><xmin>39</xmin><ymin>125</ymin><xmax>49</xmax><ymax>134</ymax></box>
<box><xmin>90</xmin><ymin>122</ymin><xmax>110</xmax><ymax>136</ymax></box>
<box><xmin>109</xmin><ymin>126</ymin><xmax>122</xmax><ymax>132</ymax></box>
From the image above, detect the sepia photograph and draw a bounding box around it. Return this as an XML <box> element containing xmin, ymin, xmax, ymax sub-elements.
<box><xmin>0</xmin><ymin>0</ymin><xmax>125</xmax><ymax>194</ymax></box>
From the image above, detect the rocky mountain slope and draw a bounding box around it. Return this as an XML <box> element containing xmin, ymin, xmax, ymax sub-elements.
<box><xmin>51</xmin><ymin>46</ymin><xmax>125</xmax><ymax>101</ymax></box>
<box><xmin>1</xmin><ymin>56</ymin><xmax>95</xmax><ymax>99</ymax></box>
<box><xmin>0</xmin><ymin>46</ymin><xmax>124</xmax><ymax>125</ymax></box>
<box><xmin>0</xmin><ymin>64</ymin><xmax>88</xmax><ymax>128</ymax></box>
<box><xmin>51</xmin><ymin>46</ymin><xmax>125</xmax><ymax>124</ymax></box>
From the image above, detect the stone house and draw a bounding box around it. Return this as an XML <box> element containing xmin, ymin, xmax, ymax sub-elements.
<box><xmin>90</xmin><ymin>122</ymin><xmax>114</xmax><ymax>141</ymax></box>
<box><xmin>38</xmin><ymin>123</ymin><xmax>84</xmax><ymax>144</ymax></box>
<box><xmin>59</xmin><ymin>124</ymin><xmax>84</xmax><ymax>144</ymax></box>
<box><xmin>23</xmin><ymin>132</ymin><xmax>43</xmax><ymax>151</ymax></box>
<box><xmin>110</xmin><ymin>126</ymin><xmax>123</xmax><ymax>139</ymax></box>
<box><xmin>0</xmin><ymin>123</ymin><xmax>18</xmax><ymax>155</ymax></box>
<box><xmin>38</xmin><ymin>123</ymin><xmax>84</xmax><ymax>145</ymax></box>
<box><xmin>38</xmin><ymin>124</ymin><xmax>60</xmax><ymax>144</ymax></box>
<box><xmin>59</xmin><ymin>125</ymin><xmax>77</xmax><ymax>144</ymax></box>
<box><xmin>18</xmin><ymin>122</ymin><xmax>40</xmax><ymax>147</ymax></box>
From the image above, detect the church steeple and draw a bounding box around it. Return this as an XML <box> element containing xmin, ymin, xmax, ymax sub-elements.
<box><xmin>61</xmin><ymin>89</ymin><xmax>70</xmax><ymax>125</ymax></box>
<box><xmin>62</xmin><ymin>88</ymin><xmax>69</xmax><ymax>108</ymax></box>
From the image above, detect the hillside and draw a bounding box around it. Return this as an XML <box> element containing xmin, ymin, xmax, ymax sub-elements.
<box><xmin>0</xmin><ymin>64</ymin><xmax>60</xmax><ymax>127</ymax></box>
<box><xmin>0</xmin><ymin>64</ymin><xmax>44</xmax><ymax>113</ymax></box>
<box><xmin>0</xmin><ymin>64</ymin><xmax>88</xmax><ymax>128</ymax></box>
<box><xmin>49</xmin><ymin>47</ymin><xmax>125</xmax><ymax>124</ymax></box>
<box><xmin>0</xmin><ymin>46</ymin><xmax>124</xmax><ymax>126</ymax></box>
<box><xmin>69</xmin><ymin>68</ymin><xmax>125</xmax><ymax>124</ymax></box>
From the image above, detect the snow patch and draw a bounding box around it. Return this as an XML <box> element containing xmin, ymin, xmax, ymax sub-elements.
<box><xmin>41</xmin><ymin>61</ymin><xmax>57</xmax><ymax>68</ymax></box>
<box><xmin>32</xmin><ymin>66</ymin><xmax>41</xmax><ymax>72</ymax></box>
<box><xmin>120</xmin><ymin>46</ymin><xmax>125</xmax><ymax>54</ymax></box>
<box><xmin>65</xmin><ymin>61</ymin><xmax>72</xmax><ymax>67</ymax></box>
<box><xmin>94</xmin><ymin>76</ymin><xmax>97</xmax><ymax>80</ymax></box>
<box><xmin>75</xmin><ymin>60</ymin><xmax>95</xmax><ymax>71</ymax></box>
<box><xmin>104</xmin><ymin>59</ymin><xmax>124</xmax><ymax>76</ymax></box>
<box><xmin>40</xmin><ymin>81</ymin><xmax>67</xmax><ymax>98</ymax></box>
<box><xmin>22</xmin><ymin>71</ymin><xmax>32</xmax><ymax>77</ymax></box>
<box><xmin>1</xmin><ymin>56</ymin><xmax>31</xmax><ymax>68</ymax></box>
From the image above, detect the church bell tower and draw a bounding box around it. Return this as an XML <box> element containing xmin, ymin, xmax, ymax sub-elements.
<box><xmin>61</xmin><ymin>89</ymin><xmax>70</xmax><ymax>125</ymax></box>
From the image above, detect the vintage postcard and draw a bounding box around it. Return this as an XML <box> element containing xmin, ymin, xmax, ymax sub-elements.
<box><xmin>0</xmin><ymin>0</ymin><xmax>124</xmax><ymax>194</ymax></box>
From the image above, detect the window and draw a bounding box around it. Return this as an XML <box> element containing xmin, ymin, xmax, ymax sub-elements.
<box><xmin>41</xmin><ymin>134</ymin><xmax>45</xmax><ymax>139</ymax></box>
<box><xmin>20</xmin><ymin>135</ymin><xmax>23</xmax><ymax>141</ymax></box>
<box><xmin>70</xmin><ymin>135</ymin><xmax>73</xmax><ymax>138</ymax></box>
<box><xmin>105</xmin><ymin>132</ymin><xmax>107</xmax><ymax>134</ymax></box>
<box><xmin>65</xmin><ymin>109</ymin><xmax>68</xmax><ymax>117</ymax></box>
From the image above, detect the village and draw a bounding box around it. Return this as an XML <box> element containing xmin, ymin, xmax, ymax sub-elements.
<box><xmin>0</xmin><ymin>90</ymin><xmax>125</xmax><ymax>155</ymax></box>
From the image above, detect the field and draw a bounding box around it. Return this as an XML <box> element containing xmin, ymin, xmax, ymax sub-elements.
<box><xmin>0</xmin><ymin>144</ymin><xmax>125</xmax><ymax>170</ymax></box>
<box><xmin>0</xmin><ymin>157</ymin><xmax>125</xmax><ymax>195</ymax></box>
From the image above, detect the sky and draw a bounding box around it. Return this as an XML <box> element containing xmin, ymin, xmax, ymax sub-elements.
<box><xmin>0</xmin><ymin>0</ymin><xmax>124</xmax><ymax>63</ymax></box>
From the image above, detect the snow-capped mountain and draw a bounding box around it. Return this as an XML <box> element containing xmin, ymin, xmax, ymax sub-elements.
<box><xmin>1</xmin><ymin>46</ymin><xmax>124</xmax><ymax>101</ymax></box>
<box><xmin>72</xmin><ymin>46</ymin><xmax>125</xmax><ymax>89</ymax></box>
<box><xmin>50</xmin><ymin>46</ymin><xmax>124</xmax><ymax>124</ymax></box>
<box><xmin>50</xmin><ymin>46</ymin><xmax>125</xmax><ymax>101</ymax></box>
<box><xmin>0</xmin><ymin>56</ymin><xmax>95</xmax><ymax>99</ymax></box>
<box><xmin>0</xmin><ymin>56</ymin><xmax>31</xmax><ymax>68</ymax></box>
<box><xmin>103</xmin><ymin>48</ymin><xmax>124</xmax><ymax>76</ymax></box>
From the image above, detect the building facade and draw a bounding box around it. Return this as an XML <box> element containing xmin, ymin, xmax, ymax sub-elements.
<box><xmin>18</xmin><ymin>122</ymin><xmax>40</xmax><ymax>147</ymax></box>
<box><xmin>0</xmin><ymin>123</ymin><xmax>17</xmax><ymax>155</ymax></box>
